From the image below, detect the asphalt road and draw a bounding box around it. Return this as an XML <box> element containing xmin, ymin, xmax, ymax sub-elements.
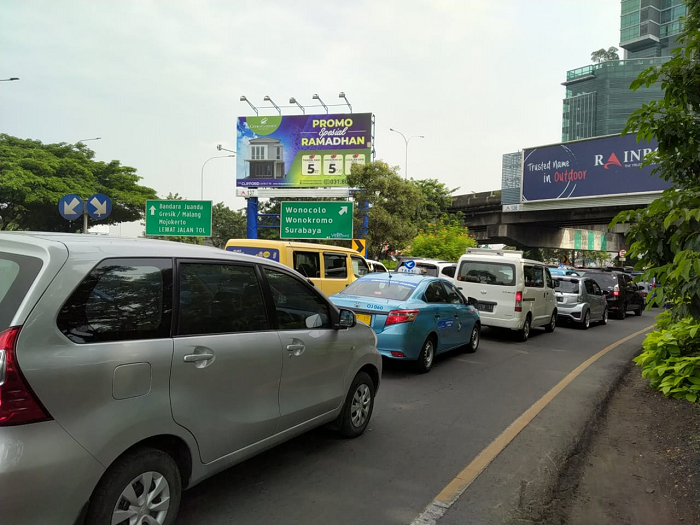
<box><xmin>177</xmin><ymin>313</ymin><xmax>655</xmax><ymax>525</ymax></box>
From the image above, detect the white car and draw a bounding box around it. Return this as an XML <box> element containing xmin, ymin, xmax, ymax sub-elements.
<box><xmin>395</xmin><ymin>258</ymin><xmax>457</xmax><ymax>279</ymax></box>
<box><xmin>452</xmin><ymin>248</ymin><xmax>557</xmax><ymax>341</ymax></box>
<box><xmin>365</xmin><ymin>259</ymin><xmax>389</xmax><ymax>272</ymax></box>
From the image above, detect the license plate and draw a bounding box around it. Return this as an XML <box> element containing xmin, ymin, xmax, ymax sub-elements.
<box><xmin>476</xmin><ymin>303</ymin><xmax>494</xmax><ymax>313</ymax></box>
<box><xmin>356</xmin><ymin>313</ymin><xmax>372</xmax><ymax>325</ymax></box>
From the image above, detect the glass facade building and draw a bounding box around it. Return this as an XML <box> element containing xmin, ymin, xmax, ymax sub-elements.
<box><xmin>560</xmin><ymin>0</ymin><xmax>686</xmax><ymax>142</ymax></box>
<box><xmin>620</xmin><ymin>0</ymin><xmax>687</xmax><ymax>59</ymax></box>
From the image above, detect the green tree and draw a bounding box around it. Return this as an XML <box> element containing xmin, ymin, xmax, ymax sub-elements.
<box><xmin>210</xmin><ymin>202</ymin><xmax>246</xmax><ymax>248</ymax></box>
<box><xmin>411</xmin><ymin>179</ymin><xmax>456</xmax><ymax>226</ymax></box>
<box><xmin>611</xmin><ymin>0</ymin><xmax>700</xmax><ymax>320</ymax></box>
<box><xmin>591</xmin><ymin>46</ymin><xmax>620</xmax><ymax>64</ymax></box>
<box><xmin>407</xmin><ymin>218</ymin><xmax>476</xmax><ymax>261</ymax></box>
<box><xmin>347</xmin><ymin>161</ymin><xmax>424</xmax><ymax>259</ymax></box>
<box><xmin>0</xmin><ymin>134</ymin><xmax>157</xmax><ymax>231</ymax></box>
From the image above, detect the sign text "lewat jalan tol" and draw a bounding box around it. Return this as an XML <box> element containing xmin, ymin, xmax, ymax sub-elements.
<box><xmin>145</xmin><ymin>200</ymin><xmax>212</xmax><ymax>237</ymax></box>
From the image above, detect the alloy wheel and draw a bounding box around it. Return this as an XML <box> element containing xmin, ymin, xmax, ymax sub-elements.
<box><xmin>423</xmin><ymin>340</ymin><xmax>434</xmax><ymax>369</ymax></box>
<box><xmin>470</xmin><ymin>326</ymin><xmax>479</xmax><ymax>350</ymax></box>
<box><xmin>112</xmin><ymin>471</ymin><xmax>170</xmax><ymax>525</ymax></box>
<box><xmin>350</xmin><ymin>384</ymin><xmax>372</xmax><ymax>428</ymax></box>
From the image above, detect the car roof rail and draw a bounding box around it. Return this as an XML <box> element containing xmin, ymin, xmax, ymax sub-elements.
<box><xmin>464</xmin><ymin>248</ymin><xmax>524</xmax><ymax>257</ymax></box>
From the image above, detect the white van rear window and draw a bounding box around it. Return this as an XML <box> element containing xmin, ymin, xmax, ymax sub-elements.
<box><xmin>456</xmin><ymin>261</ymin><xmax>515</xmax><ymax>286</ymax></box>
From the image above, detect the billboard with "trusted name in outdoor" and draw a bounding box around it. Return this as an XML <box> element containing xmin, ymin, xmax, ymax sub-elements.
<box><xmin>521</xmin><ymin>134</ymin><xmax>672</xmax><ymax>202</ymax></box>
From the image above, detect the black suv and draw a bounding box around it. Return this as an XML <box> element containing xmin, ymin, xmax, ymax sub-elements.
<box><xmin>582</xmin><ymin>269</ymin><xmax>645</xmax><ymax>319</ymax></box>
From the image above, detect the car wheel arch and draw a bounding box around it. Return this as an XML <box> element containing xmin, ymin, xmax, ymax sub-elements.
<box><xmin>427</xmin><ymin>331</ymin><xmax>439</xmax><ymax>349</ymax></box>
<box><xmin>103</xmin><ymin>434</ymin><xmax>194</xmax><ymax>490</ymax></box>
<box><xmin>358</xmin><ymin>364</ymin><xmax>380</xmax><ymax>393</ymax></box>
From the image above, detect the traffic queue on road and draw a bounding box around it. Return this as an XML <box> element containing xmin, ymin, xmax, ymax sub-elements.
<box><xmin>0</xmin><ymin>234</ymin><xmax>648</xmax><ymax>525</ymax></box>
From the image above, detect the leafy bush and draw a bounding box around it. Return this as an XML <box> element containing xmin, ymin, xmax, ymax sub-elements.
<box><xmin>635</xmin><ymin>315</ymin><xmax>700</xmax><ymax>402</ymax></box>
<box><xmin>407</xmin><ymin>218</ymin><xmax>476</xmax><ymax>261</ymax></box>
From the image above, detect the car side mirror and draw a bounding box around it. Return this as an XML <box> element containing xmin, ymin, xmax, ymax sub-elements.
<box><xmin>337</xmin><ymin>309</ymin><xmax>356</xmax><ymax>329</ymax></box>
<box><xmin>553</xmin><ymin>281</ymin><xmax>560</xmax><ymax>288</ymax></box>
<box><xmin>467</xmin><ymin>297</ymin><xmax>479</xmax><ymax>307</ymax></box>
<box><xmin>602</xmin><ymin>290</ymin><xmax>610</xmax><ymax>295</ymax></box>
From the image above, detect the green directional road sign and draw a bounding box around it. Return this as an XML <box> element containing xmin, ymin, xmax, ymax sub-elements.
<box><xmin>145</xmin><ymin>200</ymin><xmax>212</xmax><ymax>237</ymax></box>
<box><xmin>280</xmin><ymin>201</ymin><xmax>353</xmax><ymax>240</ymax></box>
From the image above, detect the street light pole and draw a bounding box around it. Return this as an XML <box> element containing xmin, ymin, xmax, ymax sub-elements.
<box><xmin>0</xmin><ymin>78</ymin><xmax>19</xmax><ymax>82</ymax></box>
<box><xmin>201</xmin><ymin>155</ymin><xmax>235</xmax><ymax>200</ymax></box>
<box><xmin>389</xmin><ymin>128</ymin><xmax>425</xmax><ymax>179</ymax></box>
<box><xmin>77</xmin><ymin>137</ymin><xmax>101</xmax><ymax>143</ymax></box>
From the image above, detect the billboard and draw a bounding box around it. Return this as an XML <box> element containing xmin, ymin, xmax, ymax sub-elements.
<box><xmin>236</xmin><ymin>113</ymin><xmax>372</xmax><ymax>188</ymax></box>
<box><xmin>521</xmin><ymin>134</ymin><xmax>672</xmax><ymax>202</ymax></box>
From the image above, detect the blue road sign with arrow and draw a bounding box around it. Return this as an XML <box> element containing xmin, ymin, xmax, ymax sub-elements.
<box><xmin>58</xmin><ymin>194</ymin><xmax>84</xmax><ymax>221</ymax></box>
<box><xmin>86</xmin><ymin>193</ymin><xmax>112</xmax><ymax>220</ymax></box>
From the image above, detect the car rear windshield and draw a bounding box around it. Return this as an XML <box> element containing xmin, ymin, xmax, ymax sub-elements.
<box><xmin>588</xmin><ymin>273</ymin><xmax>618</xmax><ymax>290</ymax></box>
<box><xmin>0</xmin><ymin>252</ymin><xmax>43</xmax><ymax>330</ymax></box>
<box><xmin>555</xmin><ymin>280</ymin><xmax>579</xmax><ymax>293</ymax></box>
<box><xmin>342</xmin><ymin>279</ymin><xmax>416</xmax><ymax>301</ymax></box>
<box><xmin>456</xmin><ymin>261</ymin><xmax>515</xmax><ymax>286</ymax></box>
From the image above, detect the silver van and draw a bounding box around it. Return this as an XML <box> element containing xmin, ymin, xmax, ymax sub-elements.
<box><xmin>452</xmin><ymin>249</ymin><xmax>557</xmax><ymax>341</ymax></box>
<box><xmin>0</xmin><ymin>232</ymin><xmax>381</xmax><ymax>525</ymax></box>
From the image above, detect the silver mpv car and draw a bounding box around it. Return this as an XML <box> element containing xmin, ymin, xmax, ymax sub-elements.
<box><xmin>553</xmin><ymin>275</ymin><xmax>608</xmax><ymax>329</ymax></box>
<box><xmin>0</xmin><ymin>233</ymin><xmax>382</xmax><ymax>525</ymax></box>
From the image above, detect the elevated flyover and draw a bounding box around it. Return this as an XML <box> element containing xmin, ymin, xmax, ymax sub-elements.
<box><xmin>448</xmin><ymin>190</ymin><xmax>653</xmax><ymax>251</ymax></box>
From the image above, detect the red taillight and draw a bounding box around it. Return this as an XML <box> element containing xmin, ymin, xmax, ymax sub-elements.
<box><xmin>0</xmin><ymin>326</ymin><xmax>51</xmax><ymax>426</ymax></box>
<box><xmin>515</xmin><ymin>291</ymin><xmax>523</xmax><ymax>312</ymax></box>
<box><xmin>385</xmin><ymin>310</ymin><xmax>419</xmax><ymax>327</ymax></box>
<box><xmin>390</xmin><ymin>351</ymin><xmax>406</xmax><ymax>358</ymax></box>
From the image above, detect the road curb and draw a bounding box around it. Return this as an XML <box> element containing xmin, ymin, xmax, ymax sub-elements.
<box><xmin>527</xmin><ymin>357</ymin><xmax>636</xmax><ymax>524</ymax></box>
<box><xmin>436</xmin><ymin>333</ymin><xmax>648</xmax><ymax>525</ymax></box>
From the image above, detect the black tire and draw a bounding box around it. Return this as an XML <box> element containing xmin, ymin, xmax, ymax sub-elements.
<box><xmin>464</xmin><ymin>323</ymin><xmax>480</xmax><ymax>354</ymax></box>
<box><xmin>415</xmin><ymin>335</ymin><xmax>436</xmax><ymax>373</ymax></box>
<box><xmin>634</xmin><ymin>306</ymin><xmax>643</xmax><ymax>316</ymax></box>
<box><xmin>618</xmin><ymin>307</ymin><xmax>626</xmax><ymax>320</ymax></box>
<box><xmin>339</xmin><ymin>371</ymin><xmax>375</xmax><ymax>438</ymax></box>
<box><xmin>517</xmin><ymin>315</ymin><xmax>531</xmax><ymax>342</ymax></box>
<box><xmin>544</xmin><ymin>311</ymin><xmax>557</xmax><ymax>333</ymax></box>
<box><xmin>86</xmin><ymin>447</ymin><xmax>182</xmax><ymax>525</ymax></box>
<box><xmin>581</xmin><ymin>310</ymin><xmax>590</xmax><ymax>330</ymax></box>
<box><xmin>599</xmin><ymin>308</ymin><xmax>608</xmax><ymax>326</ymax></box>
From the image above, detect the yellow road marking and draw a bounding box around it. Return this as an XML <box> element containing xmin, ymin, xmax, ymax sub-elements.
<box><xmin>416</xmin><ymin>324</ymin><xmax>654</xmax><ymax>523</ymax></box>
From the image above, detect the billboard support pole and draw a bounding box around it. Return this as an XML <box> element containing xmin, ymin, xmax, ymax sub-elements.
<box><xmin>247</xmin><ymin>197</ymin><xmax>258</xmax><ymax>239</ymax></box>
<box><xmin>359</xmin><ymin>201</ymin><xmax>369</xmax><ymax>239</ymax></box>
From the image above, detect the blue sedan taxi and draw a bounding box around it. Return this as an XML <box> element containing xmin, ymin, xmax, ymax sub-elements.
<box><xmin>329</xmin><ymin>273</ymin><xmax>481</xmax><ymax>373</ymax></box>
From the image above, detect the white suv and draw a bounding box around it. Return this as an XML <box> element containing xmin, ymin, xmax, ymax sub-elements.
<box><xmin>395</xmin><ymin>258</ymin><xmax>457</xmax><ymax>279</ymax></box>
<box><xmin>451</xmin><ymin>249</ymin><xmax>557</xmax><ymax>341</ymax></box>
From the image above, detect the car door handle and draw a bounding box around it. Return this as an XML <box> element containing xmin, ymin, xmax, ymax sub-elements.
<box><xmin>184</xmin><ymin>353</ymin><xmax>214</xmax><ymax>363</ymax></box>
<box><xmin>286</xmin><ymin>342</ymin><xmax>306</xmax><ymax>357</ymax></box>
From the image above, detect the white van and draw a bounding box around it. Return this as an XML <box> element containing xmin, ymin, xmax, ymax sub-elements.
<box><xmin>452</xmin><ymin>249</ymin><xmax>557</xmax><ymax>341</ymax></box>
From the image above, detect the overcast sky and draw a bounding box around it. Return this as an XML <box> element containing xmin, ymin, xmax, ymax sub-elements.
<box><xmin>1</xmin><ymin>0</ymin><xmax>620</xmax><ymax>211</ymax></box>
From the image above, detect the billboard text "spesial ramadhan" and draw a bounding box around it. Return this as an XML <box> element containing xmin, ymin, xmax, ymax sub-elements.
<box><xmin>236</xmin><ymin>113</ymin><xmax>372</xmax><ymax>189</ymax></box>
